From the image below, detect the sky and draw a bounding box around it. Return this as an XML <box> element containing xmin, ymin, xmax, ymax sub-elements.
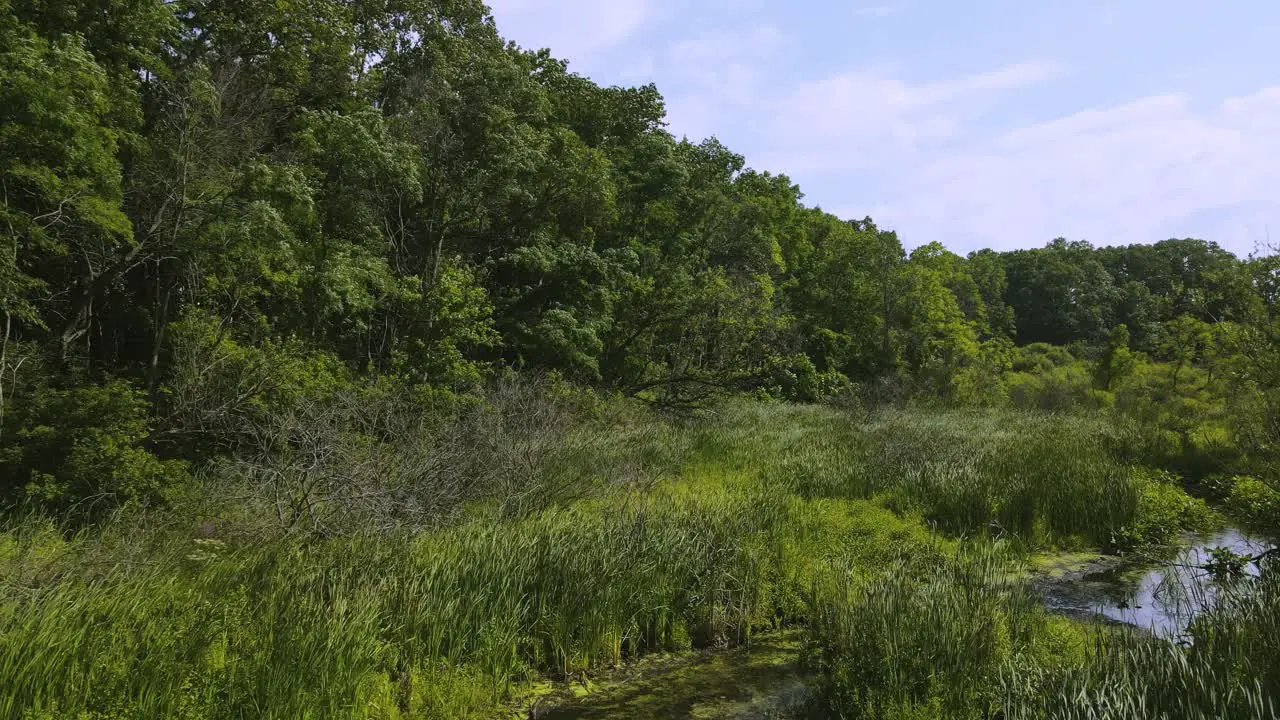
<box><xmin>483</xmin><ymin>0</ymin><xmax>1280</xmax><ymax>256</ymax></box>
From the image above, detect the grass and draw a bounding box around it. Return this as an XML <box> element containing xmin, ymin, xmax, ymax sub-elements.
<box><xmin>804</xmin><ymin>542</ymin><xmax>1065</xmax><ymax>720</ymax></box>
<box><xmin>761</xmin><ymin>404</ymin><xmax>1178</xmax><ymax>548</ymax></box>
<box><xmin>0</xmin><ymin>400</ymin><xmax>1251</xmax><ymax>718</ymax></box>
<box><xmin>804</xmin><ymin>540</ymin><xmax>1280</xmax><ymax>720</ymax></box>
<box><xmin>998</xmin><ymin>560</ymin><xmax>1280</xmax><ymax>720</ymax></box>
<box><xmin>3</xmin><ymin>486</ymin><xmax>790</xmax><ymax>718</ymax></box>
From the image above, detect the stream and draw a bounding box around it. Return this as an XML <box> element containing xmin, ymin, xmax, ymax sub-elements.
<box><xmin>1037</xmin><ymin>526</ymin><xmax>1275</xmax><ymax>639</ymax></box>
<box><xmin>530</xmin><ymin>527</ymin><xmax>1275</xmax><ymax>718</ymax></box>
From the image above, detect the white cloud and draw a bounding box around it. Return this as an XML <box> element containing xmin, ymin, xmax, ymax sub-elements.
<box><xmin>661</xmin><ymin>25</ymin><xmax>782</xmax><ymax>137</ymax></box>
<box><xmin>482</xmin><ymin>1</ymin><xmax>1279</xmax><ymax>255</ymax></box>
<box><xmin>875</xmin><ymin>88</ymin><xmax>1280</xmax><ymax>253</ymax></box>
<box><xmin>853</xmin><ymin>5</ymin><xmax>896</xmax><ymax>17</ymax></box>
<box><xmin>757</xmin><ymin>62</ymin><xmax>1061</xmax><ymax>172</ymax></box>
<box><xmin>484</xmin><ymin>0</ymin><xmax>653</xmax><ymax>67</ymax></box>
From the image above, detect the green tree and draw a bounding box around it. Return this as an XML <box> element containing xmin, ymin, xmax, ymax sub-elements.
<box><xmin>1094</xmin><ymin>324</ymin><xmax>1136</xmax><ymax>391</ymax></box>
<box><xmin>1003</xmin><ymin>238</ymin><xmax>1117</xmax><ymax>346</ymax></box>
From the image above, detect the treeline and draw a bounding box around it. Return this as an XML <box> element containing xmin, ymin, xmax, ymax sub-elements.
<box><xmin>3</xmin><ymin>0</ymin><xmax>1279</xmax><ymax>516</ymax></box>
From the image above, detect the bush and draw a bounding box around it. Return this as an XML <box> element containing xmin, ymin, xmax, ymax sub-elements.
<box><xmin>1108</xmin><ymin>471</ymin><xmax>1216</xmax><ymax>551</ymax></box>
<box><xmin>1006</xmin><ymin>364</ymin><xmax>1108</xmax><ymax>413</ymax></box>
<box><xmin>1010</xmin><ymin>343</ymin><xmax>1077</xmax><ymax>374</ymax></box>
<box><xmin>1226</xmin><ymin>476</ymin><xmax>1280</xmax><ymax>530</ymax></box>
<box><xmin>1</xmin><ymin>380</ymin><xmax>188</xmax><ymax>518</ymax></box>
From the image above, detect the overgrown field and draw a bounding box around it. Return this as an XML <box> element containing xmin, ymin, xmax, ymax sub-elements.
<box><xmin>1</xmin><ymin>400</ymin><xmax>1275</xmax><ymax>719</ymax></box>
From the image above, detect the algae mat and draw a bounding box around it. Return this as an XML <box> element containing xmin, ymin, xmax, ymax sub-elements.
<box><xmin>528</xmin><ymin>632</ymin><xmax>809</xmax><ymax>719</ymax></box>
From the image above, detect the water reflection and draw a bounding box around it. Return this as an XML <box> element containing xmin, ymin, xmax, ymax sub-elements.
<box><xmin>1042</xmin><ymin>527</ymin><xmax>1274</xmax><ymax>638</ymax></box>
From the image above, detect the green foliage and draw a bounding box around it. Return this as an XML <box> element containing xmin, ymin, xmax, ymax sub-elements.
<box><xmin>1094</xmin><ymin>324</ymin><xmax>1137</xmax><ymax>390</ymax></box>
<box><xmin>4</xmin><ymin>0</ymin><xmax>1280</xmax><ymax>716</ymax></box>
<box><xmin>1006</xmin><ymin>362</ymin><xmax>1107</xmax><ymax>413</ymax></box>
<box><xmin>1108</xmin><ymin>470</ymin><xmax>1216</xmax><ymax>551</ymax></box>
<box><xmin>1224</xmin><ymin>476</ymin><xmax>1280</xmax><ymax>530</ymax></box>
<box><xmin>951</xmin><ymin>338</ymin><xmax>1014</xmax><ymax>406</ymax></box>
<box><xmin>2</xmin><ymin>0</ymin><xmax>1278</xmax><ymax>519</ymax></box>
<box><xmin>0</xmin><ymin>12</ymin><xmax>131</xmax><ymax>332</ymax></box>
<box><xmin>1</xmin><ymin>379</ymin><xmax>188</xmax><ymax>516</ymax></box>
<box><xmin>1004</xmin><ymin>238</ymin><xmax>1117</xmax><ymax>346</ymax></box>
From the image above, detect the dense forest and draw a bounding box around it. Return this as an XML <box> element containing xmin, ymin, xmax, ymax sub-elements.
<box><xmin>4</xmin><ymin>0</ymin><xmax>1279</xmax><ymax>512</ymax></box>
<box><xmin>3</xmin><ymin>0</ymin><xmax>1280</xmax><ymax>718</ymax></box>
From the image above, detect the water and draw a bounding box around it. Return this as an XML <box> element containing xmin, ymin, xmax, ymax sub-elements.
<box><xmin>533</xmin><ymin>529</ymin><xmax>1275</xmax><ymax>718</ymax></box>
<box><xmin>1040</xmin><ymin>527</ymin><xmax>1275</xmax><ymax>638</ymax></box>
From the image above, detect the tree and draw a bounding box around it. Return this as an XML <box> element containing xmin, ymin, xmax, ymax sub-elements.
<box><xmin>1094</xmin><ymin>324</ymin><xmax>1136</xmax><ymax>391</ymax></box>
<box><xmin>1003</xmin><ymin>238</ymin><xmax>1116</xmax><ymax>346</ymax></box>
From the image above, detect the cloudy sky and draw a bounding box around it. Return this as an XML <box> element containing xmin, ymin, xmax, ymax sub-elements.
<box><xmin>483</xmin><ymin>0</ymin><xmax>1279</xmax><ymax>256</ymax></box>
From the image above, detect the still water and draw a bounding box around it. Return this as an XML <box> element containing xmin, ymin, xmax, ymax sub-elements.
<box><xmin>1041</xmin><ymin>527</ymin><xmax>1274</xmax><ymax>638</ymax></box>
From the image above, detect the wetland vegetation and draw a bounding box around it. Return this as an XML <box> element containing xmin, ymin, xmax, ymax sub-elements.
<box><xmin>4</xmin><ymin>0</ymin><xmax>1280</xmax><ymax>717</ymax></box>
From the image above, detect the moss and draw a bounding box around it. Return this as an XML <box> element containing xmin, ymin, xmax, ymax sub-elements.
<box><xmin>1026</xmin><ymin>551</ymin><xmax>1108</xmax><ymax>579</ymax></box>
<box><xmin>530</xmin><ymin>632</ymin><xmax>806</xmax><ymax>719</ymax></box>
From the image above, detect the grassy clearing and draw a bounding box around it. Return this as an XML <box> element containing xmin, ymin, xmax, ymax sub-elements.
<box><xmin>0</xmin><ymin>401</ymin><xmax>1239</xmax><ymax>718</ymax></box>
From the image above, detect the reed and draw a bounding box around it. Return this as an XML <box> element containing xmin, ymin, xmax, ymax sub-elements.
<box><xmin>0</xmin><ymin>401</ymin><xmax>1233</xmax><ymax>718</ymax></box>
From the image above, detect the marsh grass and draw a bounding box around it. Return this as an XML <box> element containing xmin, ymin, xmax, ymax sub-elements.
<box><xmin>756</xmin><ymin>405</ymin><xmax>1167</xmax><ymax>548</ymax></box>
<box><xmin>2</xmin><ymin>482</ymin><xmax>796</xmax><ymax>718</ymax></box>
<box><xmin>0</xmin><ymin>470</ymin><xmax>934</xmax><ymax>717</ymax></box>
<box><xmin>804</xmin><ymin>542</ymin><xmax>1053</xmax><ymax>720</ymax></box>
<box><xmin>0</xmin><ymin>401</ymin><xmax>1234</xmax><ymax>718</ymax></box>
<box><xmin>805</xmin><ymin>543</ymin><xmax>1280</xmax><ymax>720</ymax></box>
<box><xmin>998</xmin><ymin>560</ymin><xmax>1280</xmax><ymax>720</ymax></box>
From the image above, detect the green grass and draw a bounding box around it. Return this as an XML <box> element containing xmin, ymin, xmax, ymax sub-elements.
<box><xmin>999</xmin><ymin>563</ymin><xmax>1280</xmax><ymax>720</ymax></box>
<box><xmin>0</xmin><ymin>401</ymin><xmax>1242</xmax><ymax>718</ymax></box>
<box><xmin>804</xmin><ymin>540</ymin><xmax>1280</xmax><ymax>720</ymax></box>
<box><xmin>804</xmin><ymin>542</ymin><xmax>1058</xmax><ymax>720</ymax></box>
<box><xmin>760</xmin><ymin>404</ymin><xmax>1177</xmax><ymax>548</ymax></box>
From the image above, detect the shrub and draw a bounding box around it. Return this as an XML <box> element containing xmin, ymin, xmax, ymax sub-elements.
<box><xmin>1006</xmin><ymin>364</ymin><xmax>1107</xmax><ymax>413</ymax></box>
<box><xmin>1226</xmin><ymin>476</ymin><xmax>1280</xmax><ymax>530</ymax></box>
<box><xmin>1</xmin><ymin>380</ymin><xmax>188</xmax><ymax>518</ymax></box>
<box><xmin>1108</xmin><ymin>471</ymin><xmax>1216</xmax><ymax>551</ymax></box>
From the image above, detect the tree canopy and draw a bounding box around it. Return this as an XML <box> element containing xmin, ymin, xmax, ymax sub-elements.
<box><xmin>3</xmin><ymin>0</ymin><xmax>1278</xmax><ymax>512</ymax></box>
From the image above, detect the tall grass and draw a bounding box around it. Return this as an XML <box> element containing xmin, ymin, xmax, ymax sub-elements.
<box><xmin>1</xmin><ymin>480</ymin><xmax>798</xmax><ymax>718</ymax></box>
<box><xmin>804</xmin><ymin>542</ymin><xmax>1056</xmax><ymax>720</ymax></box>
<box><xmin>804</xmin><ymin>542</ymin><xmax>1280</xmax><ymax>720</ymax></box>
<box><xmin>0</xmin><ymin>400</ymin><xmax>1226</xmax><ymax>718</ymax></box>
<box><xmin>999</xmin><ymin>559</ymin><xmax>1280</xmax><ymax>720</ymax></box>
<box><xmin>759</xmin><ymin>405</ymin><xmax>1166</xmax><ymax>547</ymax></box>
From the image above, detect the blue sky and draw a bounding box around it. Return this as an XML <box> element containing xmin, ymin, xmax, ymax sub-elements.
<box><xmin>484</xmin><ymin>0</ymin><xmax>1280</xmax><ymax>256</ymax></box>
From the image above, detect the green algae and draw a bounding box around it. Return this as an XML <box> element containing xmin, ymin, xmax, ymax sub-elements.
<box><xmin>527</xmin><ymin>631</ymin><xmax>808</xmax><ymax>720</ymax></box>
<box><xmin>1027</xmin><ymin>550</ymin><xmax>1110</xmax><ymax>579</ymax></box>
